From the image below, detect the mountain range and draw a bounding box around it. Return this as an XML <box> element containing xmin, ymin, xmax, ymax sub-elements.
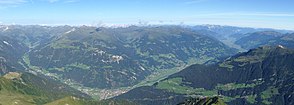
<box><xmin>0</xmin><ymin>24</ymin><xmax>294</xmax><ymax>105</ymax></box>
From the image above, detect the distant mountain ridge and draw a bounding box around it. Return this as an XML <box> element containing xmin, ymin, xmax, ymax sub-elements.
<box><xmin>190</xmin><ymin>25</ymin><xmax>292</xmax><ymax>40</ymax></box>
<box><xmin>235</xmin><ymin>31</ymin><xmax>294</xmax><ymax>50</ymax></box>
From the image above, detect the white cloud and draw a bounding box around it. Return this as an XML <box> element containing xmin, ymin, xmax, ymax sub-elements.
<box><xmin>0</xmin><ymin>0</ymin><xmax>27</xmax><ymax>5</ymax></box>
<box><xmin>64</xmin><ymin>0</ymin><xmax>78</xmax><ymax>3</ymax></box>
<box><xmin>238</xmin><ymin>13</ymin><xmax>294</xmax><ymax>17</ymax></box>
<box><xmin>194</xmin><ymin>12</ymin><xmax>294</xmax><ymax>17</ymax></box>
<box><xmin>0</xmin><ymin>0</ymin><xmax>79</xmax><ymax>5</ymax></box>
<box><xmin>43</xmin><ymin>0</ymin><xmax>79</xmax><ymax>3</ymax></box>
<box><xmin>184</xmin><ymin>0</ymin><xmax>208</xmax><ymax>4</ymax></box>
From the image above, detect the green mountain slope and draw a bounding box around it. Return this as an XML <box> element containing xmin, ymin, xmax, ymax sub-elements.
<box><xmin>178</xmin><ymin>97</ymin><xmax>226</xmax><ymax>105</ymax></box>
<box><xmin>45</xmin><ymin>96</ymin><xmax>136</xmax><ymax>105</ymax></box>
<box><xmin>45</xmin><ymin>96</ymin><xmax>89</xmax><ymax>105</ymax></box>
<box><xmin>0</xmin><ymin>72</ymin><xmax>90</xmax><ymax>105</ymax></box>
<box><xmin>0</xmin><ymin>72</ymin><xmax>136</xmax><ymax>105</ymax></box>
<box><xmin>116</xmin><ymin>46</ymin><xmax>294</xmax><ymax>105</ymax></box>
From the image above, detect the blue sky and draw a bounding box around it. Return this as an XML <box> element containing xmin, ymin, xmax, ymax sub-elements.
<box><xmin>0</xmin><ymin>0</ymin><xmax>294</xmax><ymax>30</ymax></box>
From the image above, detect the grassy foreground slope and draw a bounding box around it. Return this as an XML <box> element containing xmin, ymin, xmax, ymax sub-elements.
<box><xmin>0</xmin><ymin>72</ymin><xmax>90</xmax><ymax>105</ymax></box>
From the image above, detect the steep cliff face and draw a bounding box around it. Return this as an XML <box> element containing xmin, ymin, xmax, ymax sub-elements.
<box><xmin>116</xmin><ymin>46</ymin><xmax>294</xmax><ymax>105</ymax></box>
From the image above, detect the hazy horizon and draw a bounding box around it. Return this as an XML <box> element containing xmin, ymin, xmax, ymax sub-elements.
<box><xmin>0</xmin><ymin>0</ymin><xmax>294</xmax><ymax>30</ymax></box>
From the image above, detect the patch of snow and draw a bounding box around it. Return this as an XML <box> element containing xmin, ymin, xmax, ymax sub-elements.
<box><xmin>3</xmin><ymin>41</ymin><xmax>12</xmax><ymax>46</ymax></box>
<box><xmin>95</xmin><ymin>50</ymin><xmax>105</xmax><ymax>55</ymax></box>
<box><xmin>28</xmin><ymin>70</ymin><xmax>38</xmax><ymax>75</ymax></box>
<box><xmin>118</xmin><ymin>71</ymin><xmax>128</xmax><ymax>75</ymax></box>
<box><xmin>111</xmin><ymin>55</ymin><xmax>123</xmax><ymax>64</ymax></box>
<box><xmin>101</xmin><ymin>59</ymin><xmax>111</xmax><ymax>63</ymax></box>
<box><xmin>2</xmin><ymin>26</ymin><xmax>9</xmax><ymax>31</ymax></box>
<box><xmin>101</xmin><ymin>55</ymin><xmax>123</xmax><ymax>64</ymax></box>
<box><xmin>278</xmin><ymin>45</ymin><xmax>285</xmax><ymax>49</ymax></box>
<box><xmin>139</xmin><ymin>66</ymin><xmax>146</xmax><ymax>71</ymax></box>
<box><xmin>3</xmin><ymin>41</ymin><xmax>9</xmax><ymax>45</ymax></box>
<box><xmin>65</xmin><ymin>28</ymin><xmax>76</xmax><ymax>34</ymax></box>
